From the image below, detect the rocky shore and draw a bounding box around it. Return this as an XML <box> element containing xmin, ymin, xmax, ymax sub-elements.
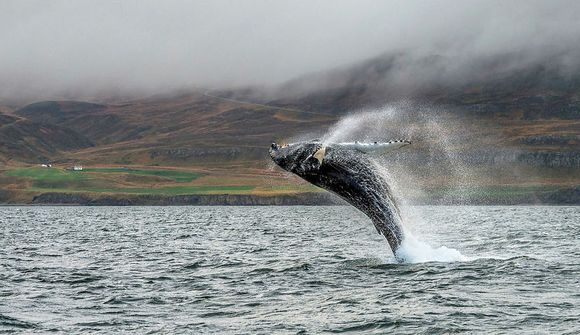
<box><xmin>27</xmin><ymin>192</ymin><xmax>344</xmax><ymax>206</ymax></box>
<box><xmin>0</xmin><ymin>187</ymin><xmax>577</xmax><ymax>206</ymax></box>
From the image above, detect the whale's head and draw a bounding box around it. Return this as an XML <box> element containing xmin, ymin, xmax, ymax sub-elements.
<box><xmin>269</xmin><ymin>141</ymin><xmax>324</xmax><ymax>176</ymax></box>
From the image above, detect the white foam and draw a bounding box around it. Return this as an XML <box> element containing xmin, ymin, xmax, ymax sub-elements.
<box><xmin>395</xmin><ymin>233</ymin><xmax>468</xmax><ymax>263</ymax></box>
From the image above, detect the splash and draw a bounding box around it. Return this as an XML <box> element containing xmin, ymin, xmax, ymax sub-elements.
<box><xmin>322</xmin><ymin>106</ymin><xmax>401</xmax><ymax>144</ymax></box>
<box><xmin>321</xmin><ymin>103</ymin><xmax>480</xmax><ymax>263</ymax></box>
<box><xmin>395</xmin><ymin>233</ymin><xmax>468</xmax><ymax>263</ymax></box>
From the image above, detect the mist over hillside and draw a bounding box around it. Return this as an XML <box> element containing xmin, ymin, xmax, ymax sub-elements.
<box><xmin>2</xmin><ymin>0</ymin><xmax>580</xmax><ymax>101</ymax></box>
<box><xmin>0</xmin><ymin>1</ymin><xmax>578</xmax><ymax>204</ymax></box>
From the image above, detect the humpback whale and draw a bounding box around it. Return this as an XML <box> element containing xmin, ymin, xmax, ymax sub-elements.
<box><xmin>269</xmin><ymin>140</ymin><xmax>411</xmax><ymax>258</ymax></box>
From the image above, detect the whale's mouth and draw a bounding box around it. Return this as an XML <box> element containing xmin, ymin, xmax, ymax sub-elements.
<box><xmin>269</xmin><ymin>142</ymin><xmax>312</xmax><ymax>174</ymax></box>
<box><xmin>269</xmin><ymin>142</ymin><xmax>286</xmax><ymax>169</ymax></box>
<box><xmin>269</xmin><ymin>143</ymin><xmax>279</xmax><ymax>160</ymax></box>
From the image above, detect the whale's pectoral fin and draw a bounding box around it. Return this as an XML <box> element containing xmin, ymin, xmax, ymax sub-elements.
<box><xmin>335</xmin><ymin>140</ymin><xmax>411</xmax><ymax>154</ymax></box>
<box><xmin>372</xmin><ymin>140</ymin><xmax>411</xmax><ymax>154</ymax></box>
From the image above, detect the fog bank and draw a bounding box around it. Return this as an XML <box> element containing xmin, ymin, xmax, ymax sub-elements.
<box><xmin>1</xmin><ymin>0</ymin><xmax>579</xmax><ymax>100</ymax></box>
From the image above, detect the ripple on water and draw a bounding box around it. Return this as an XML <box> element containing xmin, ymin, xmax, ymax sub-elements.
<box><xmin>0</xmin><ymin>314</ymin><xmax>37</xmax><ymax>330</ymax></box>
<box><xmin>0</xmin><ymin>206</ymin><xmax>579</xmax><ymax>334</ymax></box>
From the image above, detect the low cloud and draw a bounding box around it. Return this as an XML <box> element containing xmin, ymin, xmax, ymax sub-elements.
<box><xmin>1</xmin><ymin>0</ymin><xmax>579</xmax><ymax>101</ymax></box>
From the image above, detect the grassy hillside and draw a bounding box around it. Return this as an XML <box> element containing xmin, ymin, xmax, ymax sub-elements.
<box><xmin>0</xmin><ymin>59</ymin><xmax>578</xmax><ymax>204</ymax></box>
<box><xmin>0</xmin><ymin>165</ymin><xmax>320</xmax><ymax>201</ymax></box>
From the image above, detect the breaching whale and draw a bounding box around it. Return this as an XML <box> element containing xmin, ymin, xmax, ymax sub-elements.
<box><xmin>269</xmin><ymin>140</ymin><xmax>411</xmax><ymax>258</ymax></box>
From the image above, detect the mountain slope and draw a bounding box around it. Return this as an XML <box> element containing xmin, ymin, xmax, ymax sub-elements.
<box><xmin>0</xmin><ymin>111</ymin><xmax>93</xmax><ymax>164</ymax></box>
<box><xmin>0</xmin><ymin>53</ymin><xmax>578</xmax><ymax>204</ymax></box>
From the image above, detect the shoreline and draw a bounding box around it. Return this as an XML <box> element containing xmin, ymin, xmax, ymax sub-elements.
<box><xmin>1</xmin><ymin>187</ymin><xmax>578</xmax><ymax>206</ymax></box>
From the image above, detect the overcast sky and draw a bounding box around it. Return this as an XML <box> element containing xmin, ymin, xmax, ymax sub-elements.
<box><xmin>1</xmin><ymin>0</ymin><xmax>579</xmax><ymax>100</ymax></box>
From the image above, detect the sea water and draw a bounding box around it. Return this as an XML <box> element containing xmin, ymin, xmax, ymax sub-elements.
<box><xmin>1</xmin><ymin>206</ymin><xmax>578</xmax><ymax>333</ymax></box>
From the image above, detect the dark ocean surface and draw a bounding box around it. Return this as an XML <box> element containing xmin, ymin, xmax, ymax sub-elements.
<box><xmin>1</xmin><ymin>206</ymin><xmax>578</xmax><ymax>334</ymax></box>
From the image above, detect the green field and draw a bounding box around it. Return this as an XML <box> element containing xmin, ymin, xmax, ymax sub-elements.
<box><xmin>3</xmin><ymin>167</ymin><xmax>571</xmax><ymax>200</ymax></box>
<box><xmin>3</xmin><ymin>167</ymin><xmax>255</xmax><ymax>195</ymax></box>
<box><xmin>5</xmin><ymin>167</ymin><xmax>88</xmax><ymax>182</ymax></box>
<box><xmin>83</xmin><ymin>167</ymin><xmax>203</xmax><ymax>182</ymax></box>
<box><xmin>29</xmin><ymin>185</ymin><xmax>255</xmax><ymax>195</ymax></box>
